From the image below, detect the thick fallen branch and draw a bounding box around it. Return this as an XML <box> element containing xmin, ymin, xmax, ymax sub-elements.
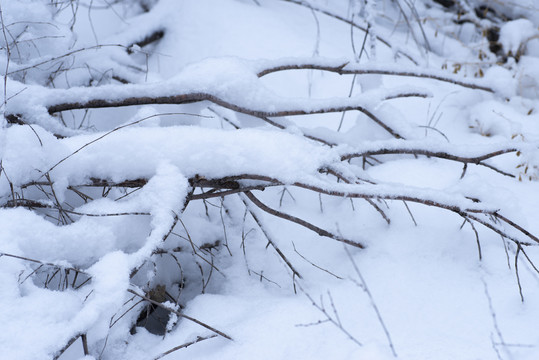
<box><xmin>43</xmin><ymin>92</ymin><xmax>347</xmax><ymax>116</ymax></box>
<box><xmin>41</xmin><ymin>92</ymin><xmax>404</xmax><ymax>139</ymax></box>
<box><xmin>2</xmin><ymin>199</ymin><xmax>150</xmax><ymax>216</ymax></box>
<box><xmin>15</xmin><ymin>168</ymin><xmax>539</xmax><ymax>249</ymax></box>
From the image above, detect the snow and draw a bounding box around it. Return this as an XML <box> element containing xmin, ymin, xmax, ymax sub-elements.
<box><xmin>0</xmin><ymin>125</ymin><xmax>340</xmax><ymax>186</ymax></box>
<box><xmin>2</xmin><ymin>1</ymin><xmax>539</xmax><ymax>360</ymax></box>
<box><xmin>499</xmin><ymin>19</ymin><xmax>537</xmax><ymax>55</ymax></box>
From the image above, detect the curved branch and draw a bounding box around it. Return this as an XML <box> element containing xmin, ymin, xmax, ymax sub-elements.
<box><xmin>217</xmin><ymin>173</ymin><xmax>485</xmax><ymax>213</ymax></box>
<box><xmin>16</xmin><ymin>171</ymin><xmax>539</xmax><ymax>247</ymax></box>
<box><xmin>257</xmin><ymin>62</ymin><xmax>495</xmax><ymax>93</ymax></box>
<box><xmin>41</xmin><ymin>92</ymin><xmax>404</xmax><ymax>139</ymax></box>
<box><xmin>341</xmin><ymin>146</ymin><xmax>517</xmax><ymax>177</ymax></box>
<box><xmin>234</xmin><ymin>174</ymin><xmax>539</xmax><ymax>245</ymax></box>
<box><xmin>341</xmin><ymin>147</ymin><xmax>517</xmax><ymax>163</ymax></box>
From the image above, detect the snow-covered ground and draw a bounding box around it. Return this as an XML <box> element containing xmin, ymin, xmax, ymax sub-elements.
<box><xmin>1</xmin><ymin>1</ymin><xmax>539</xmax><ymax>359</ymax></box>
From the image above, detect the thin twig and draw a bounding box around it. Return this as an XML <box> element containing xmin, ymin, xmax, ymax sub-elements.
<box><xmin>344</xmin><ymin>246</ymin><xmax>397</xmax><ymax>357</ymax></box>
<box><xmin>44</xmin><ymin>113</ymin><xmax>204</xmax><ymax>176</ymax></box>
<box><xmin>152</xmin><ymin>335</ymin><xmax>218</xmax><ymax>360</ymax></box>
<box><xmin>515</xmin><ymin>244</ymin><xmax>524</xmax><ymax>302</ymax></box>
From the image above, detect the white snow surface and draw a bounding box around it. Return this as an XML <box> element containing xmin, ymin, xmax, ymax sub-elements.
<box><xmin>2</xmin><ymin>1</ymin><xmax>539</xmax><ymax>360</ymax></box>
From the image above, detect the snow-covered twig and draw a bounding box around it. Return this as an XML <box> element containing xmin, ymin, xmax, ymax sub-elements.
<box><xmin>152</xmin><ymin>334</ymin><xmax>218</xmax><ymax>360</ymax></box>
<box><xmin>256</xmin><ymin>60</ymin><xmax>495</xmax><ymax>93</ymax></box>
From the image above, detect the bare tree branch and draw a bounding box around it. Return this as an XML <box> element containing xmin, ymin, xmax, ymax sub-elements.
<box><xmin>244</xmin><ymin>190</ymin><xmax>365</xmax><ymax>248</ymax></box>
<box><xmin>256</xmin><ymin>61</ymin><xmax>495</xmax><ymax>93</ymax></box>
<box><xmin>152</xmin><ymin>335</ymin><xmax>218</xmax><ymax>360</ymax></box>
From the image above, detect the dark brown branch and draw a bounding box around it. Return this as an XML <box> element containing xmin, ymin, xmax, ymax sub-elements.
<box><xmin>324</xmin><ymin>167</ymin><xmax>390</xmax><ymax>224</ymax></box>
<box><xmin>44</xmin><ymin>93</ymin><xmax>401</xmax><ymax>138</ymax></box>
<box><xmin>16</xmin><ymin>172</ymin><xmax>539</xmax><ymax>247</ymax></box>
<box><xmin>209</xmin><ymin>107</ymin><xmax>338</xmax><ymax>146</ymax></box>
<box><xmin>81</xmin><ymin>334</ymin><xmax>89</xmax><ymax>356</ymax></box>
<box><xmin>515</xmin><ymin>244</ymin><xmax>524</xmax><ymax>302</ymax></box>
<box><xmin>36</xmin><ymin>90</ymin><xmax>404</xmax><ymax>139</ymax></box>
<box><xmin>293</xmin><ymin>180</ymin><xmax>481</xmax><ymax>214</ymax></box>
<box><xmin>365</xmin><ymin>198</ymin><xmax>391</xmax><ymax>225</ymax></box>
<box><xmin>189</xmin><ymin>185</ymin><xmax>269</xmax><ymax>201</ymax></box>
<box><xmin>478</xmin><ymin>161</ymin><xmax>516</xmax><ymax>178</ymax></box>
<box><xmin>88</xmin><ymin>177</ymin><xmax>148</xmax><ymax>188</ymax></box>
<box><xmin>466</xmin><ymin>213</ymin><xmax>536</xmax><ymax>246</ymax></box>
<box><xmin>518</xmin><ymin>246</ymin><xmax>539</xmax><ymax>275</ymax></box>
<box><xmin>342</xmin><ymin>147</ymin><xmax>517</xmax><ymax>176</ymax></box>
<box><xmin>4</xmin><ymin>114</ymin><xmax>65</xmax><ymax>139</ymax></box>
<box><xmin>3</xmin><ymin>198</ymin><xmax>50</xmax><ymax>209</ymax></box>
<box><xmin>5</xmin><ymin>113</ymin><xmax>24</xmax><ymax>125</ymax></box>
<box><xmin>494</xmin><ymin>213</ymin><xmax>539</xmax><ymax>245</ymax></box>
<box><xmin>383</xmin><ymin>92</ymin><xmax>429</xmax><ymax>100</ymax></box>
<box><xmin>127</xmin><ymin>30</ymin><xmax>164</xmax><ymax>54</ymax></box>
<box><xmin>217</xmin><ymin>176</ymin><xmax>520</xmax><ymax>245</ymax></box>
<box><xmin>257</xmin><ymin>62</ymin><xmax>495</xmax><ymax>93</ymax></box>
<box><xmin>189</xmin><ymin>176</ymin><xmax>240</xmax><ymax>189</ymax></box>
<box><xmin>0</xmin><ymin>251</ymin><xmax>87</xmax><ymax>274</ymax></box>
<box><xmin>14</xmin><ymin>173</ymin><xmax>520</xmax><ymax>231</ymax></box>
<box><xmin>193</xmin><ymin>173</ymin><xmax>481</xmax><ymax>214</ymax></box>
<box><xmin>244</xmin><ymin>190</ymin><xmax>365</xmax><ymax>248</ymax></box>
<box><xmin>341</xmin><ymin>147</ymin><xmax>517</xmax><ymax>163</ymax></box>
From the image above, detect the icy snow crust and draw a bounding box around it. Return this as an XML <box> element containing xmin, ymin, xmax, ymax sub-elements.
<box><xmin>1</xmin><ymin>0</ymin><xmax>539</xmax><ymax>360</ymax></box>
